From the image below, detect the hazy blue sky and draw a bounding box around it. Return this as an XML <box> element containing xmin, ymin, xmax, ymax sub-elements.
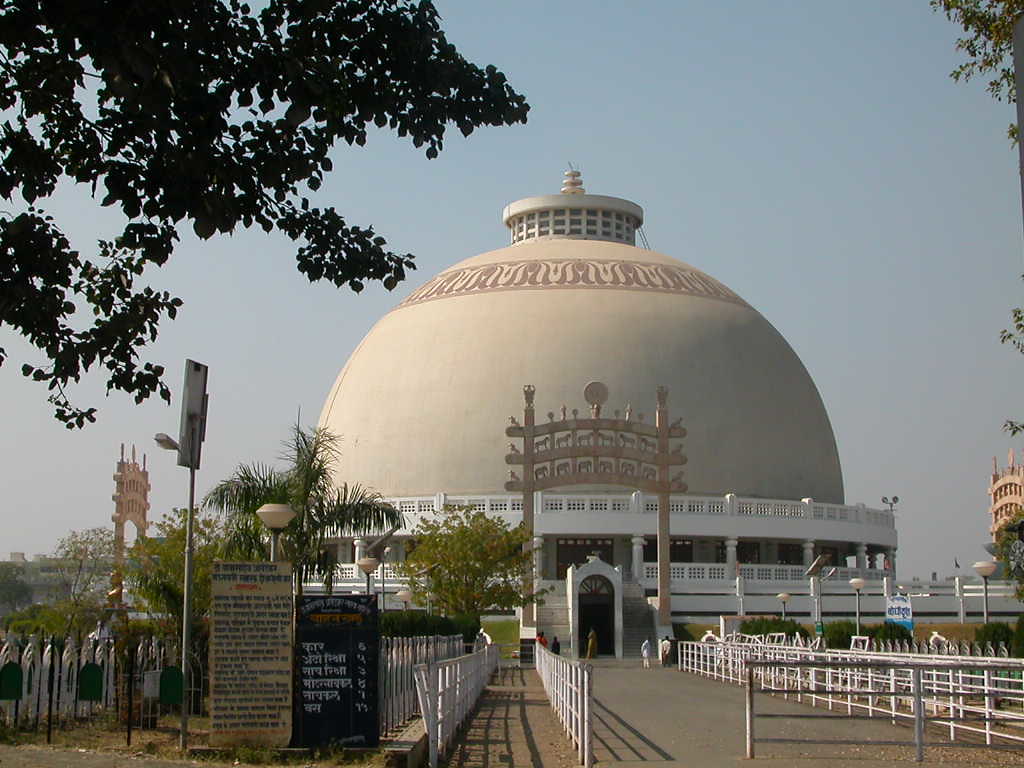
<box><xmin>1</xmin><ymin>2</ymin><xmax>1019</xmax><ymax>581</ymax></box>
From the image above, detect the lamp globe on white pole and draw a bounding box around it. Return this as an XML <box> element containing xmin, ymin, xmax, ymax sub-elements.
<box><xmin>776</xmin><ymin>592</ymin><xmax>790</xmax><ymax>620</ymax></box>
<box><xmin>256</xmin><ymin>504</ymin><xmax>296</xmax><ymax>562</ymax></box>
<box><xmin>848</xmin><ymin>577</ymin><xmax>866</xmax><ymax>634</ymax></box>
<box><xmin>973</xmin><ymin>560</ymin><xmax>998</xmax><ymax>624</ymax></box>
<box><xmin>395</xmin><ymin>588</ymin><xmax>413</xmax><ymax>610</ymax></box>
<box><xmin>357</xmin><ymin>556</ymin><xmax>380</xmax><ymax>598</ymax></box>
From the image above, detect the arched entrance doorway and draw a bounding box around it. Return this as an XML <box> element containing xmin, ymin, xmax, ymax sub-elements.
<box><xmin>578</xmin><ymin>575</ymin><xmax>614</xmax><ymax>656</ymax></box>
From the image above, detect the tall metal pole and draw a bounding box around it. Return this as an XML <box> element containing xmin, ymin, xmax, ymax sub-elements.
<box><xmin>982</xmin><ymin>575</ymin><xmax>990</xmax><ymax>625</ymax></box>
<box><xmin>179</xmin><ymin>417</ymin><xmax>197</xmax><ymax>751</ymax></box>
<box><xmin>854</xmin><ymin>589</ymin><xmax>861</xmax><ymax>635</ymax></box>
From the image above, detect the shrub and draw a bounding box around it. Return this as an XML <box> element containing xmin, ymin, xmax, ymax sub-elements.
<box><xmin>823</xmin><ymin>620</ymin><xmax>858</xmax><ymax>650</ymax></box>
<box><xmin>867</xmin><ymin>622</ymin><xmax>913</xmax><ymax>643</ymax></box>
<box><xmin>975</xmin><ymin>621</ymin><xmax>1013</xmax><ymax>648</ymax></box>
<box><xmin>451</xmin><ymin>613</ymin><xmax>482</xmax><ymax>643</ymax></box>
<box><xmin>672</xmin><ymin>623</ymin><xmax>695</xmax><ymax>642</ymax></box>
<box><xmin>379</xmin><ymin>610</ymin><xmax>456</xmax><ymax>638</ymax></box>
<box><xmin>1013</xmin><ymin>615</ymin><xmax>1024</xmax><ymax>657</ymax></box>
<box><xmin>738</xmin><ymin>617</ymin><xmax>809</xmax><ymax>639</ymax></box>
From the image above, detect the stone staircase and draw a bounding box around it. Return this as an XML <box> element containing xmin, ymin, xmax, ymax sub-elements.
<box><xmin>621</xmin><ymin>581</ymin><xmax>656</xmax><ymax>658</ymax></box>
<box><xmin>535</xmin><ymin>581</ymin><xmax>570</xmax><ymax>649</ymax></box>
<box><xmin>534</xmin><ymin>580</ymin><xmax>655</xmax><ymax>658</ymax></box>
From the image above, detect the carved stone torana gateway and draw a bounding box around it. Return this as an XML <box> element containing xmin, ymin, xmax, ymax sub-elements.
<box><xmin>505</xmin><ymin>383</ymin><xmax>686</xmax><ymax>626</ymax></box>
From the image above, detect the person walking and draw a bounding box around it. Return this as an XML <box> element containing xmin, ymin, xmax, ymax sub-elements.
<box><xmin>659</xmin><ymin>635</ymin><xmax>672</xmax><ymax>667</ymax></box>
<box><xmin>551</xmin><ymin>636</ymin><xmax>561</xmax><ymax>655</ymax></box>
<box><xmin>585</xmin><ymin>627</ymin><xmax>598</xmax><ymax>659</ymax></box>
<box><xmin>640</xmin><ymin>637</ymin><xmax>652</xmax><ymax>668</ymax></box>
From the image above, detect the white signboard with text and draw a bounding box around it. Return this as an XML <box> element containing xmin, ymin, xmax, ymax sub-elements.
<box><xmin>885</xmin><ymin>594</ymin><xmax>913</xmax><ymax>632</ymax></box>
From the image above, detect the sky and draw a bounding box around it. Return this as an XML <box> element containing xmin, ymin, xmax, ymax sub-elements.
<box><xmin>0</xmin><ymin>1</ymin><xmax>1020</xmax><ymax>581</ymax></box>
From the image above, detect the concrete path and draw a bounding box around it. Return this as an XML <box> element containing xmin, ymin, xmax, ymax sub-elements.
<box><xmin>447</xmin><ymin>661</ymin><xmax>1024</xmax><ymax>767</ymax></box>
<box><xmin>589</xmin><ymin>661</ymin><xmax>1024</xmax><ymax>767</ymax></box>
<box><xmin>444</xmin><ymin>665</ymin><xmax>579</xmax><ymax>768</ymax></box>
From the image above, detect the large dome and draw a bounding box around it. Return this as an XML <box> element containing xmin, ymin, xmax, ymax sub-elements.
<box><xmin>319</xmin><ymin>175</ymin><xmax>844</xmax><ymax>504</ymax></box>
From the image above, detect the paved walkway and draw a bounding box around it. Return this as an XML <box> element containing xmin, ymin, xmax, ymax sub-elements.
<box><xmin>444</xmin><ymin>664</ymin><xmax>579</xmax><ymax>768</ymax></box>
<box><xmin>448</xmin><ymin>661</ymin><xmax>1024</xmax><ymax>767</ymax></box>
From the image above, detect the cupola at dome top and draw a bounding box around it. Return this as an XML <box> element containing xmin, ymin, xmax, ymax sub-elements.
<box><xmin>501</xmin><ymin>169</ymin><xmax>645</xmax><ymax>246</ymax></box>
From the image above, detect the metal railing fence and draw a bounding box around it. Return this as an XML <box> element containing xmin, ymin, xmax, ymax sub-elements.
<box><xmin>379</xmin><ymin>635</ymin><xmax>462</xmax><ymax>735</ymax></box>
<box><xmin>535</xmin><ymin>645</ymin><xmax>593</xmax><ymax>767</ymax></box>
<box><xmin>414</xmin><ymin>645</ymin><xmax>500</xmax><ymax>768</ymax></box>
<box><xmin>679</xmin><ymin>641</ymin><xmax>1024</xmax><ymax>760</ymax></box>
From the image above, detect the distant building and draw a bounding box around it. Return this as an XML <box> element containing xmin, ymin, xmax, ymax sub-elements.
<box><xmin>989</xmin><ymin>450</ymin><xmax>1024</xmax><ymax>541</ymax></box>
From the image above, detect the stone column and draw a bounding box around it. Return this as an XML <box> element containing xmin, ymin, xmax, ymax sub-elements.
<box><xmin>533</xmin><ymin>536</ymin><xmax>544</xmax><ymax>581</ymax></box>
<box><xmin>631</xmin><ymin>535</ymin><xmax>645</xmax><ymax>581</ymax></box>
<box><xmin>803</xmin><ymin>539</ymin><xmax>815</xmax><ymax>567</ymax></box>
<box><xmin>856</xmin><ymin>542</ymin><xmax>867</xmax><ymax>571</ymax></box>
<box><xmin>353</xmin><ymin>538</ymin><xmax>366</xmax><ymax>562</ymax></box>
<box><xmin>725</xmin><ymin>538</ymin><xmax>738</xmax><ymax>574</ymax></box>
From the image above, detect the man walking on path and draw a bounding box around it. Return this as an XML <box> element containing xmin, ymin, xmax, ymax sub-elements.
<box><xmin>641</xmin><ymin>637</ymin><xmax>652</xmax><ymax>668</ymax></box>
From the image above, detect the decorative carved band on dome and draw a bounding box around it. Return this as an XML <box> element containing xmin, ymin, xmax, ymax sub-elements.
<box><xmin>395</xmin><ymin>259</ymin><xmax>748</xmax><ymax>309</ymax></box>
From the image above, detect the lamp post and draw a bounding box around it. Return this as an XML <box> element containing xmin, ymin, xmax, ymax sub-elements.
<box><xmin>154</xmin><ymin>358</ymin><xmax>208</xmax><ymax>752</ymax></box>
<box><xmin>776</xmin><ymin>592</ymin><xmax>790</xmax><ymax>620</ymax></box>
<box><xmin>256</xmin><ymin>504</ymin><xmax>296</xmax><ymax>561</ymax></box>
<box><xmin>881</xmin><ymin>495</ymin><xmax>899</xmax><ymax>513</ymax></box>
<box><xmin>395</xmin><ymin>588</ymin><xmax>413</xmax><ymax>611</ymax></box>
<box><xmin>848</xmin><ymin>577</ymin><xmax>866</xmax><ymax>634</ymax></box>
<box><xmin>973</xmin><ymin>560</ymin><xmax>998</xmax><ymax>624</ymax></box>
<box><xmin>357</xmin><ymin>556</ymin><xmax>380</xmax><ymax>599</ymax></box>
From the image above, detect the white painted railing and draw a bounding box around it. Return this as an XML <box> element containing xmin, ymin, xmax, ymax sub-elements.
<box><xmin>679</xmin><ymin>641</ymin><xmax>1024</xmax><ymax>752</ymax></box>
<box><xmin>642</xmin><ymin>562</ymin><xmax>888</xmax><ymax>583</ymax></box>
<box><xmin>384</xmin><ymin>492</ymin><xmax>896</xmax><ymax>529</ymax></box>
<box><xmin>536</xmin><ymin>645</ymin><xmax>593</xmax><ymax>767</ymax></box>
<box><xmin>414</xmin><ymin>645</ymin><xmax>500</xmax><ymax>768</ymax></box>
<box><xmin>379</xmin><ymin>635</ymin><xmax>463</xmax><ymax>735</ymax></box>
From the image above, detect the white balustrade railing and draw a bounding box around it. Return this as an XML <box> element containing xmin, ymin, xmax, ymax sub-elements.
<box><xmin>678</xmin><ymin>641</ymin><xmax>1024</xmax><ymax>751</ymax></box>
<box><xmin>642</xmin><ymin>562</ymin><xmax>889</xmax><ymax>583</ymax></box>
<box><xmin>383</xmin><ymin>492</ymin><xmax>896</xmax><ymax>529</ymax></box>
<box><xmin>536</xmin><ymin>645</ymin><xmax>593</xmax><ymax>767</ymax></box>
<box><xmin>379</xmin><ymin>635</ymin><xmax>463</xmax><ymax>735</ymax></box>
<box><xmin>414</xmin><ymin>645</ymin><xmax>500</xmax><ymax>768</ymax></box>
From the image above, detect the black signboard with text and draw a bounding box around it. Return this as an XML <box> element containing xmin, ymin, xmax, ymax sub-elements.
<box><xmin>296</xmin><ymin>594</ymin><xmax>379</xmax><ymax>748</ymax></box>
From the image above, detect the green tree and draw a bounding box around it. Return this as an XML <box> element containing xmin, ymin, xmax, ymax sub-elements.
<box><xmin>0</xmin><ymin>1</ymin><xmax>529</xmax><ymax>428</ymax></box>
<box><xmin>204</xmin><ymin>424</ymin><xmax>402</xmax><ymax>602</ymax></box>
<box><xmin>125</xmin><ymin>508</ymin><xmax>224</xmax><ymax>643</ymax></box>
<box><xmin>50</xmin><ymin>527</ymin><xmax>116</xmax><ymax>635</ymax></box>
<box><xmin>2</xmin><ymin>602</ymin><xmax>64</xmax><ymax>636</ymax></box>
<box><xmin>396</xmin><ymin>505</ymin><xmax>545</xmax><ymax>618</ymax></box>
<box><xmin>0</xmin><ymin>563</ymin><xmax>32</xmax><ymax>614</ymax></box>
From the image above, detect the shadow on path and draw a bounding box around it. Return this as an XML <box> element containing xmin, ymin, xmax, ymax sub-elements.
<box><xmin>591</xmin><ymin>697</ymin><xmax>674</xmax><ymax>763</ymax></box>
<box><xmin>445</xmin><ymin>667</ymin><xmax>577</xmax><ymax>768</ymax></box>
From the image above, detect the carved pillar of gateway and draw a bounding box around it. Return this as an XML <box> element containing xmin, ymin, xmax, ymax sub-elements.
<box><xmin>505</xmin><ymin>382</ymin><xmax>687</xmax><ymax>627</ymax></box>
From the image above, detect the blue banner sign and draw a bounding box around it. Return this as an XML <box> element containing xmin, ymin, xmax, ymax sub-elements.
<box><xmin>885</xmin><ymin>594</ymin><xmax>913</xmax><ymax>631</ymax></box>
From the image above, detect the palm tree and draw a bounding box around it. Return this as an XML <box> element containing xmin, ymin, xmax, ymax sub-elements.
<box><xmin>203</xmin><ymin>424</ymin><xmax>402</xmax><ymax>599</ymax></box>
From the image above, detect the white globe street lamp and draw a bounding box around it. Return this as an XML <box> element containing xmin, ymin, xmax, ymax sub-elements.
<box><xmin>395</xmin><ymin>588</ymin><xmax>413</xmax><ymax>610</ymax></box>
<box><xmin>256</xmin><ymin>504</ymin><xmax>296</xmax><ymax>562</ymax></box>
<box><xmin>973</xmin><ymin>561</ymin><xmax>998</xmax><ymax>624</ymax></box>
<box><xmin>776</xmin><ymin>592</ymin><xmax>790</xmax><ymax>620</ymax></box>
<box><xmin>357</xmin><ymin>556</ymin><xmax>380</xmax><ymax>598</ymax></box>
<box><xmin>848</xmin><ymin>577</ymin><xmax>866</xmax><ymax>634</ymax></box>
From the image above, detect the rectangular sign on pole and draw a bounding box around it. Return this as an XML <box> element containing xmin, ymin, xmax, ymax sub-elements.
<box><xmin>297</xmin><ymin>594</ymin><xmax>379</xmax><ymax>748</ymax></box>
<box><xmin>885</xmin><ymin>594</ymin><xmax>913</xmax><ymax>632</ymax></box>
<box><xmin>209</xmin><ymin>561</ymin><xmax>293</xmax><ymax>747</ymax></box>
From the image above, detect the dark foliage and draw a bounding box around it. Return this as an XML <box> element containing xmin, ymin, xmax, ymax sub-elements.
<box><xmin>379</xmin><ymin>610</ymin><xmax>456</xmax><ymax>638</ymax></box>
<box><xmin>823</xmin><ymin>619</ymin><xmax>859</xmax><ymax>650</ymax></box>
<box><xmin>975</xmin><ymin>621</ymin><xmax>1014</xmax><ymax>647</ymax></box>
<box><xmin>739</xmin><ymin>617</ymin><xmax>810</xmax><ymax>639</ymax></box>
<box><xmin>0</xmin><ymin>0</ymin><xmax>529</xmax><ymax>426</ymax></box>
